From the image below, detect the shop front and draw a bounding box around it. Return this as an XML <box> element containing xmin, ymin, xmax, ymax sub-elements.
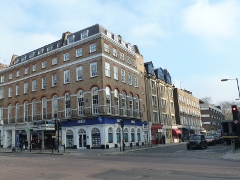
<box><xmin>151</xmin><ymin>124</ymin><xmax>163</xmax><ymax>144</ymax></box>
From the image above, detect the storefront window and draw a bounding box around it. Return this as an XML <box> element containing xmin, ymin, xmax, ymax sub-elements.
<box><xmin>92</xmin><ymin>128</ymin><xmax>101</xmax><ymax>147</ymax></box>
<box><xmin>137</xmin><ymin>128</ymin><xmax>141</xmax><ymax>141</ymax></box>
<box><xmin>66</xmin><ymin>129</ymin><xmax>73</xmax><ymax>147</ymax></box>
<box><xmin>124</xmin><ymin>128</ymin><xmax>128</xmax><ymax>142</ymax></box>
<box><xmin>108</xmin><ymin>127</ymin><xmax>113</xmax><ymax>143</ymax></box>
<box><xmin>116</xmin><ymin>127</ymin><xmax>121</xmax><ymax>143</ymax></box>
<box><xmin>131</xmin><ymin>128</ymin><xmax>135</xmax><ymax>142</ymax></box>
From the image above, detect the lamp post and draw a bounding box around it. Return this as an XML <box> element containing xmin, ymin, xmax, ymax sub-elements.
<box><xmin>221</xmin><ymin>78</ymin><xmax>240</xmax><ymax>99</ymax></box>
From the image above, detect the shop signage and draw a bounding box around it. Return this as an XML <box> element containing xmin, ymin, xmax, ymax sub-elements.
<box><xmin>33</xmin><ymin>124</ymin><xmax>55</xmax><ymax>131</ymax></box>
<box><xmin>78</xmin><ymin>120</ymin><xmax>85</xmax><ymax>124</ymax></box>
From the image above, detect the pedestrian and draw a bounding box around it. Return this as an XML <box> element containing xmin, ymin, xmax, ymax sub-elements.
<box><xmin>178</xmin><ymin>134</ymin><xmax>181</xmax><ymax>143</ymax></box>
<box><xmin>54</xmin><ymin>138</ymin><xmax>58</xmax><ymax>150</ymax></box>
<box><xmin>24</xmin><ymin>139</ymin><xmax>28</xmax><ymax>151</ymax></box>
<box><xmin>162</xmin><ymin>135</ymin><xmax>166</xmax><ymax>145</ymax></box>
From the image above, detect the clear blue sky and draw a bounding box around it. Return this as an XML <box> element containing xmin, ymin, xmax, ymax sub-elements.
<box><xmin>0</xmin><ymin>0</ymin><xmax>239</xmax><ymax>104</ymax></box>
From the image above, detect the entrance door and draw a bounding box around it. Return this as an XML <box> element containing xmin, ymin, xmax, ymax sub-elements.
<box><xmin>92</xmin><ymin>133</ymin><xmax>101</xmax><ymax>148</ymax></box>
<box><xmin>79</xmin><ymin>135</ymin><xmax>86</xmax><ymax>147</ymax></box>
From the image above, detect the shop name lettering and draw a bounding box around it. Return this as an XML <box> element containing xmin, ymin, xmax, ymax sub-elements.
<box><xmin>34</xmin><ymin>124</ymin><xmax>55</xmax><ymax>129</ymax></box>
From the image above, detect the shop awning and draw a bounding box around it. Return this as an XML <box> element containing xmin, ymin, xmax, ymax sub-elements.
<box><xmin>151</xmin><ymin>124</ymin><xmax>163</xmax><ymax>130</ymax></box>
<box><xmin>172</xmin><ymin>129</ymin><xmax>182</xmax><ymax>134</ymax></box>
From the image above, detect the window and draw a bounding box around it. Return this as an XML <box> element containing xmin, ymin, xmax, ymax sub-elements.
<box><xmin>52</xmin><ymin>95</ymin><xmax>58</xmax><ymax>118</ymax></box>
<box><xmin>108</xmin><ymin>127</ymin><xmax>113</xmax><ymax>143</ymax></box>
<box><xmin>33</xmin><ymin>64</ymin><xmax>37</xmax><ymax>72</ymax></box>
<box><xmin>127</xmin><ymin>56</ymin><xmax>131</xmax><ymax>64</ymax></box>
<box><xmin>16</xmin><ymin>85</ymin><xmax>20</xmax><ymax>95</ymax></box>
<box><xmin>67</xmin><ymin>35</ymin><xmax>75</xmax><ymax>44</ymax></box>
<box><xmin>106</xmin><ymin>87</ymin><xmax>111</xmax><ymax>114</ymax></box>
<box><xmin>0</xmin><ymin>106</ymin><xmax>3</xmax><ymax>120</ymax></box>
<box><xmin>105</xmin><ymin>62</ymin><xmax>110</xmax><ymax>77</ymax></box>
<box><xmin>52</xmin><ymin>74</ymin><xmax>57</xmax><ymax>87</ymax></box>
<box><xmin>42</xmin><ymin>97</ymin><xmax>47</xmax><ymax>119</ymax></box>
<box><xmin>24</xmin><ymin>101</ymin><xmax>28</xmax><ymax>122</ymax></box>
<box><xmin>16</xmin><ymin>103</ymin><xmax>20</xmax><ymax>122</ymax></box>
<box><xmin>64</xmin><ymin>70</ymin><xmax>70</xmax><ymax>84</ymax></box>
<box><xmin>24</xmin><ymin>67</ymin><xmax>28</xmax><ymax>75</ymax></box>
<box><xmin>1</xmin><ymin>75</ymin><xmax>5</xmax><ymax>83</ymax></box>
<box><xmin>120</xmin><ymin>52</ymin><xmax>124</xmax><ymax>61</ymax></box>
<box><xmin>113</xmin><ymin>48</ymin><xmax>117</xmax><ymax>57</ymax></box>
<box><xmin>47</xmin><ymin>45</ymin><xmax>53</xmax><ymax>52</ymax></box>
<box><xmin>128</xmin><ymin>73</ymin><xmax>132</xmax><ymax>85</ymax></box>
<box><xmin>124</xmin><ymin>128</ymin><xmax>128</xmax><ymax>142</ymax></box>
<box><xmin>81</xmin><ymin>30</ymin><xmax>89</xmax><ymax>39</ymax></box>
<box><xmin>78</xmin><ymin>90</ymin><xmax>84</xmax><ymax>116</ymax></box>
<box><xmin>32</xmin><ymin>100</ymin><xmax>37</xmax><ymax>121</ymax></box>
<box><xmin>121</xmin><ymin>69</ymin><xmax>125</xmax><ymax>83</ymax></box>
<box><xmin>32</xmin><ymin>80</ymin><xmax>36</xmax><ymax>91</ymax></box>
<box><xmin>90</xmin><ymin>62</ymin><xmax>97</xmax><ymax>77</ymax></box>
<box><xmin>24</xmin><ymin>82</ymin><xmax>28</xmax><ymax>94</ymax></box>
<box><xmin>76</xmin><ymin>66</ymin><xmax>83</xmax><ymax>81</ymax></box>
<box><xmin>0</xmin><ymin>88</ymin><xmax>4</xmax><ymax>99</ymax></box>
<box><xmin>133</xmin><ymin>60</ymin><xmax>137</xmax><ymax>67</ymax></box>
<box><xmin>38</xmin><ymin>49</ymin><xmax>44</xmax><ymax>55</ymax></box>
<box><xmin>90</xmin><ymin>43</ymin><xmax>96</xmax><ymax>53</ymax></box>
<box><xmin>9</xmin><ymin>73</ymin><xmax>12</xmax><ymax>80</ymax></box>
<box><xmin>135</xmin><ymin>96</ymin><xmax>140</xmax><ymax>117</ymax></box>
<box><xmin>21</xmin><ymin>56</ymin><xmax>26</xmax><ymax>61</ymax></box>
<box><xmin>42</xmin><ymin>77</ymin><xmax>46</xmax><ymax>89</ymax></box>
<box><xmin>153</xmin><ymin>112</ymin><xmax>158</xmax><ymax>122</ymax></box>
<box><xmin>8</xmin><ymin>87</ymin><xmax>12</xmax><ymax>97</ymax></box>
<box><xmin>116</xmin><ymin>128</ymin><xmax>121</xmax><ymax>142</ymax></box>
<box><xmin>42</xmin><ymin>61</ymin><xmax>46</xmax><ymax>69</ymax></box>
<box><xmin>152</xmin><ymin>96</ymin><xmax>157</xmax><ymax>106</ymax></box>
<box><xmin>52</xmin><ymin>57</ymin><xmax>57</xmax><ymax>65</ymax></box>
<box><xmin>114</xmin><ymin>89</ymin><xmax>119</xmax><ymax>115</ymax></box>
<box><xmin>76</xmin><ymin>48</ymin><xmax>82</xmax><ymax>57</ymax></box>
<box><xmin>8</xmin><ymin>104</ymin><xmax>12</xmax><ymax>123</ymax></box>
<box><xmin>29</xmin><ymin>52</ymin><xmax>35</xmax><ymax>58</ymax></box>
<box><xmin>64</xmin><ymin>52</ymin><xmax>70</xmax><ymax>61</ymax></box>
<box><xmin>137</xmin><ymin>129</ymin><xmax>141</xmax><ymax>141</ymax></box>
<box><xmin>92</xmin><ymin>87</ymin><xmax>99</xmax><ymax>114</ymax></box>
<box><xmin>65</xmin><ymin>92</ymin><xmax>71</xmax><ymax>117</ymax></box>
<box><xmin>131</xmin><ymin>128</ymin><xmax>135</xmax><ymax>142</ymax></box>
<box><xmin>151</xmin><ymin>81</ymin><xmax>156</xmax><ymax>90</ymax></box>
<box><xmin>104</xmin><ymin>43</ymin><xmax>109</xmax><ymax>53</ymax></box>
<box><xmin>129</xmin><ymin>93</ymin><xmax>133</xmax><ymax>116</ymax></box>
<box><xmin>114</xmin><ymin>66</ymin><xmax>118</xmax><ymax>80</ymax></box>
<box><xmin>16</xmin><ymin>70</ymin><xmax>20</xmax><ymax>77</ymax></box>
<box><xmin>134</xmin><ymin>76</ymin><xmax>138</xmax><ymax>87</ymax></box>
<box><xmin>122</xmin><ymin>91</ymin><xmax>126</xmax><ymax>116</ymax></box>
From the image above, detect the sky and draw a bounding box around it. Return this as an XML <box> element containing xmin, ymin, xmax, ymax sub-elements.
<box><xmin>0</xmin><ymin>0</ymin><xmax>240</xmax><ymax>105</ymax></box>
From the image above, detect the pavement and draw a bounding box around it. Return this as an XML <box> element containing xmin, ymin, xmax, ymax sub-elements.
<box><xmin>0</xmin><ymin>142</ymin><xmax>239</xmax><ymax>160</ymax></box>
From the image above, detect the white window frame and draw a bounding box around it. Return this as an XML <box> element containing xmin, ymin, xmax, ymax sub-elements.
<box><xmin>42</xmin><ymin>77</ymin><xmax>46</xmax><ymax>89</ymax></box>
<box><xmin>114</xmin><ymin>66</ymin><xmax>118</xmax><ymax>80</ymax></box>
<box><xmin>8</xmin><ymin>87</ymin><xmax>12</xmax><ymax>97</ymax></box>
<box><xmin>42</xmin><ymin>97</ymin><xmax>47</xmax><ymax>119</ymax></box>
<box><xmin>16</xmin><ymin>70</ymin><xmax>20</xmax><ymax>77</ymax></box>
<box><xmin>16</xmin><ymin>85</ymin><xmax>20</xmax><ymax>95</ymax></box>
<box><xmin>77</xmin><ymin>90</ymin><xmax>84</xmax><ymax>116</ymax></box>
<box><xmin>52</xmin><ymin>95</ymin><xmax>58</xmax><ymax>118</ymax></box>
<box><xmin>106</xmin><ymin>87</ymin><xmax>111</xmax><ymax>114</ymax></box>
<box><xmin>105</xmin><ymin>62</ymin><xmax>110</xmax><ymax>77</ymax></box>
<box><xmin>64</xmin><ymin>70</ymin><xmax>70</xmax><ymax>84</ymax></box>
<box><xmin>76</xmin><ymin>48</ymin><xmax>82</xmax><ymax>57</ymax></box>
<box><xmin>133</xmin><ymin>60</ymin><xmax>137</xmax><ymax>67</ymax></box>
<box><xmin>121</xmin><ymin>69</ymin><xmax>125</xmax><ymax>83</ymax></box>
<box><xmin>64</xmin><ymin>52</ymin><xmax>70</xmax><ymax>61</ymax></box>
<box><xmin>104</xmin><ymin>43</ymin><xmax>109</xmax><ymax>53</ymax></box>
<box><xmin>90</xmin><ymin>62</ymin><xmax>97</xmax><ymax>77</ymax></box>
<box><xmin>24</xmin><ymin>82</ymin><xmax>28</xmax><ymax>94</ymax></box>
<box><xmin>52</xmin><ymin>57</ymin><xmax>57</xmax><ymax>65</ymax></box>
<box><xmin>9</xmin><ymin>73</ymin><xmax>12</xmax><ymax>80</ymax></box>
<box><xmin>24</xmin><ymin>67</ymin><xmax>29</xmax><ymax>75</ymax></box>
<box><xmin>127</xmin><ymin>56</ymin><xmax>131</xmax><ymax>64</ymax></box>
<box><xmin>113</xmin><ymin>48</ymin><xmax>117</xmax><ymax>57</ymax></box>
<box><xmin>76</xmin><ymin>66</ymin><xmax>83</xmax><ymax>81</ymax></box>
<box><xmin>134</xmin><ymin>76</ymin><xmax>138</xmax><ymax>87</ymax></box>
<box><xmin>90</xmin><ymin>43</ymin><xmax>96</xmax><ymax>53</ymax></box>
<box><xmin>52</xmin><ymin>74</ymin><xmax>57</xmax><ymax>87</ymax></box>
<box><xmin>1</xmin><ymin>75</ymin><xmax>4</xmax><ymax>83</ymax></box>
<box><xmin>33</xmin><ymin>64</ymin><xmax>37</xmax><ymax>72</ymax></box>
<box><xmin>67</xmin><ymin>35</ymin><xmax>75</xmax><ymax>44</ymax></box>
<box><xmin>0</xmin><ymin>88</ymin><xmax>4</xmax><ymax>99</ymax></box>
<box><xmin>120</xmin><ymin>52</ymin><xmax>124</xmax><ymax>61</ymax></box>
<box><xmin>81</xmin><ymin>30</ymin><xmax>89</xmax><ymax>39</ymax></box>
<box><xmin>32</xmin><ymin>80</ymin><xmax>36</xmax><ymax>92</ymax></box>
<box><xmin>128</xmin><ymin>73</ymin><xmax>132</xmax><ymax>85</ymax></box>
<box><xmin>42</xmin><ymin>61</ymin><xmax>46</xmax><ymax>69</ymax></box>
<box><xmin>65</xmin><ymin>92</ymin><xmax>71</xmax><ymax>117</ymax></box>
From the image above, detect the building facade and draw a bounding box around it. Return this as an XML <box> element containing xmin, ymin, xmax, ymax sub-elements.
<box><xmin>173</xmin><ymin>88</ymin><xmax>202</xmax><ymax>140</ymax></box>
<box><xmin>144</xmin><ymin>62</ymin><xmax>177</xmax><ymax>144</ymax></box>
<box><xmin>200</xmin><ymin>100</ymin><xmax>224</xmax><ymax>135</ymax></box>
<box><xmin>0</xmin><ymin>24</ymin><xmax>147</xmax><ymax>149</ymax></box>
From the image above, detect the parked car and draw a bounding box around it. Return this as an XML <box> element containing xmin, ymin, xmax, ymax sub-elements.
<box><xmin>186</xmin><ymin>134</ymin><xmax>207</xmax><ymax>150</ymax></box>
<box><xmin>213</xmin><ymin>134</ymin><xmax>224</xmax><ymax>144</ymax></box>
<box><xmin>205</xmin><ymin>136</ymin><xmax>216</xmax><ymax>146</ymax></box>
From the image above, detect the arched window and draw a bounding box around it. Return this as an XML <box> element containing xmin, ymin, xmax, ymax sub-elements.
<box><xmin>52</xmin><ymin>95</ymin><xmax>58</xmax><ymax>118</ymax></box>
<box><xmin>8</xmin><ymin>104</ymin><xmax>12</xmax><ymax>123</ymax></box>
<box><xmin>108</xmin><ymin>127</ymin><xmax>113</xmax><ymax>143</ymax></box>
<box><xmin>42</xmin><ymin>97</ymin><xmax>47</xmax><ymax>119</ymax></box>
<box><xmin>122</xmin><ymin>91</ymin><xmax>126</xmax><ymax>116</ymax></box>
<box><xmin>114</xmin><ymin>89</ymin><xmax>119</xmax><ymax>115</ymax></box>
<box><xmin>32</xmin><ymin>100</ymin><xmax>37</xmax><ymax>121</ymax></box>
<box><xmin>137</xmin><ymin>128</ymin><xmax>141</xmax><ymax>141</ymax></box>
<box><xmin>65</xmin><ymin>92</ymin><xmax>71</xmax><ymax>117</ymax></box>
<box><xmin>24</xmin><ymin>101</ymin><xmax>28</xmax><ymax>122</ymax></box>
<box><xmin>106</xmin><ymin>87</ymin><xmax>111</xmax><ymax>114</ymax></box>
<box><xmin>16</xmin><ymin>103</ymin><xmax>20</xmax><ymax>122</ymax></box>
<box><xmin>92</xmin><ymin>87</ymin><xmax>99</xmax><ymax>114</ymax></box>
<box><xmin>66</xmin><ymin>129</ymin><xmax>73</xmax><ymax>147</ymax></box>
<box><xmin>116</xmin><ymin>127</ymin><xmax>121</xmax><ymax>143</ymax></box>
<box><xmin>78</xmin><ymin>90</ymin><xmax>84</xmax><ymax>116</ymax></box>
<box><xmin>129</xmin><ymin>93</ymin><xmax>133</xmax><ymax>117</ymax></box>
<box><xmin>135</xmin><ymin>95</ymin><xmax>140</xmax><ymax>117</ymax></box>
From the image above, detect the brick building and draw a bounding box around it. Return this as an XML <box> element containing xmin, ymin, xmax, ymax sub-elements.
<box><xmin>173</xmin><ymin>88</ymin><xmax>202</xmax><ymax>140</ymax></box>
<box><xmin>0</xmin><ymin>24</ymin><xmax>147</xmax><ymax>149</ymax></box>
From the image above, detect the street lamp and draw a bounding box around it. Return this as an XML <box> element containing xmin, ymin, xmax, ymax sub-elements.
<box><xmin>221</xmin><ymin>78</ymin><xmax>240</xmax><ymax>99</ymax></box>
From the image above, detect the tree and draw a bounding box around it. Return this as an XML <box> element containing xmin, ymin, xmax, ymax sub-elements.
<box><xmin>218</xmin><ymin>101</ymin><xmax>240</xmax><ymax>120</ymax></box>
<box><xmin>200</xmin><ymin>96</ymin><xmax>212</xmax><ymax>104</ymax></box>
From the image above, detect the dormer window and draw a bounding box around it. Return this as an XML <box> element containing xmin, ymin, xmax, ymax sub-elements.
<box><xmin>67</xmin><ymin>35</ymin><xmax>75</xmax><ymax>44</ymax></box>
<box><xmin>105</xmin><ymin>30</ymin><xmax>111</xmax><ymax>38</ymax></box>
<box><xmin>29</xmin><ymin>52</ymin><xmax>35</xmax><ymax>58</ymax></box>
<box><xmin>57</xmin><ymin>43</ymin><xmax>60</xmax><ymax>48</ymax></box>
<box><xmin>47</xmin><ymin>45</ymin><xmax>53</xmax><ymax>52</ymax></box>
<box><xmin>38</xmin><ymin>48</ymin><xmax>44</xmax><ymax>55</ymax></box>
<box><xmin>81</xmin><ymin>30</ymin><xmax>89</xmax><ymax>39</ymax></box>
<box><xmin>15</xmin><ymin>58</ymin><xmax>19</xmax><ymax>64</ymax></box>
<box><xmin>21</xmin><ymin>56</ymin><xmax>26</xmax><ymax>62</ymax></box>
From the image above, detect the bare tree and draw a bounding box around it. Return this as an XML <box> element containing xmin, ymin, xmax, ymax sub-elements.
<box><xmin>200</xmin><ymin>96</ymin><xmax>213</xmax><ymax>104</ymax></box>
<box><xmin>218</xmin><ymin>101</ymin><xmax>240</xmax><ymax>120</ymax></box>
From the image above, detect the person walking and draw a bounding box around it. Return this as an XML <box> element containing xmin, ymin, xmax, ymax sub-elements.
<box><xmin>24</xmin><ymin>139</ymin><xmax>28</xmax><ymax>151</ymax></box>
<box><xmin>162</xmin><ymin>135</ymin><xmax>166</xmax><ymax>145</ymax></box>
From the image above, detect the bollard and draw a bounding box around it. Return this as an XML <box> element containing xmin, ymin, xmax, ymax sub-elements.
<box><xmin>64</xmin><ymin>144</ymin><xmax>66</xmax><ymax>153</ymax></box>
<box><xmin>231</xmin><ymin>140</ymin><xmax>235</xmax><ymax>152</ymax></box>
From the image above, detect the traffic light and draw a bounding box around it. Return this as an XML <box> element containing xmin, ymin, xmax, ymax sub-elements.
<box><xmin>55</xmin><ymin>119</ymin><xmax>58</xmax><ymax>131</ymax></box>
<box><xmin>55</xmin><ymin>119</ymin><xmax>62</xmax><ymax>131</ymax></box>
<box><xmin>58</xmin><ymin>120</ymin><xmax>62</xmax><ymax>130</ymax></box>
<box><xmin>231</xmin><ymin>105</ymin><xmax>239</xmax><ymax>120</ymax></box>
<box><xmin>120</xmin><ymin>119</ymin><xmax>124</xmax><ymax>128</ymax></box>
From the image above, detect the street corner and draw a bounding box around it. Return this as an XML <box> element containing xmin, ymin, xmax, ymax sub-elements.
<box><xmin>221</xmin><ymin>151</ymin><xmax>240</xmax><ymax>161</ymax></box>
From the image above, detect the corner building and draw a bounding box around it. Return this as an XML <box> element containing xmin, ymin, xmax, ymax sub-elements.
<box><xmin>0</xmin><ymin>24</ymin><xmax>147</xmax><ymax>149</ymax></box>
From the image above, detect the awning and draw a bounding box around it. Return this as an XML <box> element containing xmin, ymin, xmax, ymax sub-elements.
<box><xmin>151</xmin><ymin>124</ymin><xmax>163</xmax><ymax>130</ymax></box>
<box><xmin>172</xmin><ymin>129</ymin><xmax>182</xmax><ymax>134</ymax></box>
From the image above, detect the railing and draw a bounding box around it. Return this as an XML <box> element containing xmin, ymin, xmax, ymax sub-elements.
<box><xmin>123</xmin><ymin>141</ymin><xmax>154</xmax><ymax>151</ymax></box>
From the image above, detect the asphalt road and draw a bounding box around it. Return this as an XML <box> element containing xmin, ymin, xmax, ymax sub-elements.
<box><xmin>0</xmin><ymin>143</ymin><xmax>239</xmax><ymax>180</ymax></box>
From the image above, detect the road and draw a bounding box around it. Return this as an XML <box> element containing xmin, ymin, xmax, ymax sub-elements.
<box><xmin>0</xmin><ymin>143</ymin><xmax>239</xmax><ymax>180</ymax></box>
